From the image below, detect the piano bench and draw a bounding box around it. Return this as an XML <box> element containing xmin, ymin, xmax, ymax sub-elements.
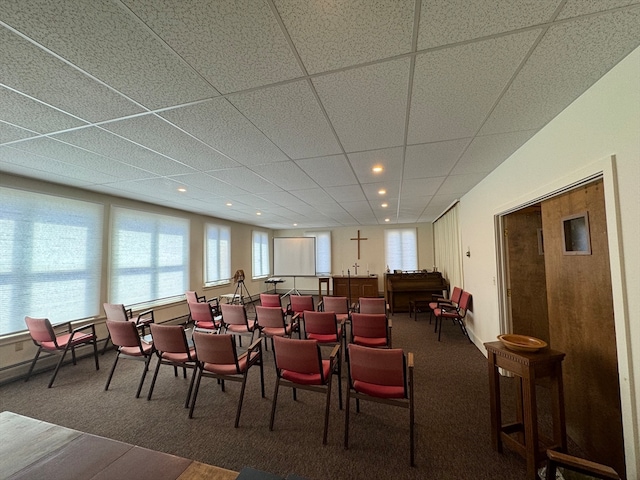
<box><xmin>409</xmin><ymin>300</ymin><xmax>431</xmax><ymax>321</ymax></box>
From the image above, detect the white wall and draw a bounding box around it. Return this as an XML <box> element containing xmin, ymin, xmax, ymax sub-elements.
<box><xmin>459</xmin><ymin>46</ymin><xmax>640</xmax><ymax>477</ymax></box>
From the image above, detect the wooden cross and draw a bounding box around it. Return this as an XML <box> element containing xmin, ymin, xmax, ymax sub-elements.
<box><xmin>350</xmin><ymin>230</ymin><xmax>368</xmax><ymax>259</ymax></box>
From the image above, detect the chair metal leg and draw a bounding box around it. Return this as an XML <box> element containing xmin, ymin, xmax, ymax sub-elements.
<box><xmin>92</xmin><ymin>339</ymin><xmax>100</xmax><ymax>370</ymax></box>
<box><xmin>101</xmin><ymin>334</ymin><xmax>111</xmax><ymax>355</ymax></box>
<box><xmin>323</xmin><ymin>376</ymin><xmax>332</xmax><ymax>445</ymax></box>
<box><xmin>269</xmin><ymin>377</ymin><xmax>281</xmax><ymax>431</ymax></box>
<box><xmin>188</xmin><ymin>367</ymin><xmax>204</xmax><ymax>419</ymax></box>
<box><xmin>147</xmin><ymin>356</ymin><xmax>163</xmax><ymax>400</ymax></box>
<box><xmin>25</xmin><ymin>348</ymin><xmax>42</xmax><ymax>382</ymax></box>
<box><xmin>104</xmin><ymin>353</ymin><xmax>120</xmax><ymax>391</ymax></box>
<box><xmin>185</xmin><ymin>365</ymin><xmax>198</xmax><ymax>408</ymax></box>
<box><xmin>48</xmin><ymin>346</ymin><xmax>71</xmax><ymax>388</ymax></box>
<box><xmin>344</xmin><ymin>386</ymin><xmax>351</xmax><ymax>449</ymax></box>
<box><xmin>136</xmin><ymin>355</ymin><xmax>152</xmax><ymax>398</ymax></box>
<box><xmin>235</xmin><ymin>373</ymin><xmax>249</xmax><ymax>428</ymax></box>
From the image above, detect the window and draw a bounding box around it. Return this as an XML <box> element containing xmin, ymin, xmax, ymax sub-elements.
<box><xmin>110</xmin><ymin>207</ymin><xmax>189</xmax><ymax>306</ymax></box>
<box><xmin>252</xmin><ymin>230</ymin><xmax>269</xmax><ymax>278</ymax></box>
<box><xmin>205</xmin><ymin>224</ymin><xmax>231</xmax><ymax>285</ymax></box>
<box><xmin>385</xmin><ymin>228</ymin><xmax>417</xmax><ymax>271</ymax></box>
<box><xmin>0</xmin><ymin>187</ymin><xmax>103</xmax><ymax>335</ymax></box>
<box><xmin>305</xmin><ymin>231</ymin><xmax>331</xmax><ymax>275</ymax></box>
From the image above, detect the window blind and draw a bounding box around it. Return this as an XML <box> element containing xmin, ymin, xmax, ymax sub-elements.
<box><xmin>252</xmin><ymin>230</ymin><xmax>269</xmax><ymax>278</ymax></box>
<box><xmin>384</xmin><ymin>228</ymin><xmax>417</xmax><ymax>271</ymax></box>
<box><xmin>110</xmin><ymin>207</ymin><xmax>189</xmax><ymax>305</ymax></box>
<box><xmin>205</xmin><ymin>224</ymin><xmax>231</xmax><ymax>285</ymax></box>
<box><xmin>305</xmin><ymin>231</ymin><xmax>331</xmax><ymax>275</ymax></box>
<box><xmin>0</xmin><ymin>187</ymin><xmax>103</xmax><ymax>335</ymax></box>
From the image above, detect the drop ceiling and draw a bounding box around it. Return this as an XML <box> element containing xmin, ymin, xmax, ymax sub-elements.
<box><xmin>1</xmin><ymin>1</ymin><xmax>639</xmax><ymax>229</ymax></box>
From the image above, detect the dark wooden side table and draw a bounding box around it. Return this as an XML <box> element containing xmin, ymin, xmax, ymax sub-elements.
<box><xmin>484</xmin><ymin>341</ymin><xmax>567</xmax><ymax>480</ymax></box>
<box><xmin>318</xmin><ymin>277</ymin><xmax>330</xmax><ymax>300</ymax></box>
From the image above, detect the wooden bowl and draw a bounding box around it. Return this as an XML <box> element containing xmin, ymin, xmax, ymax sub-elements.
<box><xmin>497</xmin><ymin>334</ymin><xmax>547</xmax><ymax>353</ymax></box>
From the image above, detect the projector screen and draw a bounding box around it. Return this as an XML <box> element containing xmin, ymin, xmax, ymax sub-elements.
<box><xmin>273</xmin><ymin>237</ymin><xmax>316</xmax><ymax>277</ymax></box>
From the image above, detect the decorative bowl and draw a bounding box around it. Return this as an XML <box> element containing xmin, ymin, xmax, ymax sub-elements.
<box><xmin>497</xmin><ymin>334</ymin><xmax>547</xmax><ymax>353</ymax></box>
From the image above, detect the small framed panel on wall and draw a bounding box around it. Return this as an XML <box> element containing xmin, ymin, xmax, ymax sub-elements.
<box><xmin>561</xmin><ymin>211</ymin><xmax>591</xmax><ymax>255</ymax></box>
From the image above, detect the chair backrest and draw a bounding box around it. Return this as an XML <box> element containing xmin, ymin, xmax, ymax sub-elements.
<box><xmin>273</xmin><ymin>336</ymin><xmax>322</xmax><ymax>377</ymax></box>
<box><xmin>220</xmin><ymin>303</ymin><xmax>248</xmax><ymax>326</ymax></box>
<box><xmin>255</xmin><ymin>306</ymin><xmax>286</xmax><ymax>329</ymax></box>
<box><xmin>185</xmin><ymin>291</ymin><xmax>201</xmax><ymax>303</ymax></box>
<box><xmin>351</xmin><ymin>313</ymin><xmax>388</xmax><ymax>339</ymax></box>
<box><xmin>193</xmin><ymin>332</ymin><xmax>238</xmax><ymax>368</ymax></box>
<box><xmin>457</xmin><ymin>291</ymin><xmax>471</xmax><ymax>313</ymax></box>
<box><xmin>149</xmin><ymin>324</ymin><xmax>190</xmax><ymax>354</ymax></box>
<box><xmin>450</xmin><ymin>286</ymin><xmax>463</xmax><ymax>305</ymax></box>
<box><xmin>304</xmin><ymin>311</ymin><xmax>338</xmax><ymax>336</ymax></box>
<box><xmin>359</xmin><ymin>297</ymin><xmax>386</xmax><ymax>314</ymax></box>
<box><xmin>25</xmin><ymin>316</ymin><xmax>56</xmax><ymax>344</ymax></box>
<box><xmin>106</xmin><ymin>319</ymin><xmax>142</xmax><ymax>348</ymax></box>
<box><xmin>322</xmin><ymin>296</ymin><xmax>349</xmax><ymax>314</ymax></box>
<box><xmin>189</xmin><ymin>301</ymin><xmax>215</xmax><ymax>323</ymax></box>
<box><xmin>289</xmin><ymin>295</ymin><xmax>314</xmax><ymax>314</ymax></box>
<box><xmin>260</xmin><ymin>293</ymin><xmax>282</xmax><ymax>308</ymax></box>
<box><xmin>103</xmin><ymin>303</ymin><xmax>128</xmax><ymax>322</ymax></box>
<box><xmin>348</xmin><ymin>344</ymin><xmax>406</xmax><ymax>393</ymax></box>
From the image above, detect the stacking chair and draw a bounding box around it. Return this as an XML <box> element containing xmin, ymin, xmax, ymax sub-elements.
<box><xmin>545</xmin><ymin>450</ymin><xmax>620</xmax><ymax>480</ymax></box>
<box><xmin>255</xmin><ymin>305</ymin><xmax>298</xmax><ymax>350</ymax></box>
<box><xmin>147</xmin><ymin>324</ymin><xmax>198</xmax><ymax>408</ymax></box>
<box><xmin>260</xmin><ymin>293</ymin><xmax>286</xmax><ymax>313</ymax></box>
<box><xmin>188</xmin><ymin>301</ymin><xmax>222</xmax><ymax>332</ymax></box>
<box><xmin>303</xmin><ymin>310</ymin><xmax>344</xmax><ymax>408</ymax></box>
<box><xmin>429</xmin><ymin>286</ymin><xmax>462</xmax><ymax>323</ymax></box>
<box><xmin>189</xmin><ymin>332</ymin><xmax>265</xmax><ymax>426</ymax></box>
<box><xmin>358</xmin><ymin>297</ymin><xmax>388</xmax><ymax>315</ymax></box>
<box><xmin>345</xmin><ymin>344</ymin><xmax>415</xmax><ymax>466</ymax></box>
<box><xmin>270</xmin><ymin>336</ymin><xmax>340</xmax><ymax>445</ymax></box>
<box><xmin>220</xmin><ymin>303</ymin><xmax>258</xmax><ymax>346</ymax></box>
<box><xmin>319</xmin><ymin>296</ymin><xmax>350</xmax><ymax>324</ymax></box>
<box><xmin>287</xmin><ymin>295</ymin><xmax>314</xmax><ymax>323</ymax></box>
<box><xmin>102</xmin><ymin>303</ymin><xmax>154</xmax><ymax>353</ymax></box>
<box><xmin>104</xmin><ymin>320</ymin><xmax>155</xmax><ymax>398</ymax></box>
<box><xmin>186</xmin><ymin>290</ymin><xmax>220</xmax><ymax>319</ymax></box>
<box><xmin>350</xmin><ymin>313</ymin><xmax>392</xmax><ymax>348</ymax></box>
<box><xmin>433</xmin><ymin>290</ymin><xmax>472</xmax><ymax>342</ymax></box>
<box><xmin>24</xmin><ymin>316</ymin><xmax>99</xmax><ymax>388</ymax></box>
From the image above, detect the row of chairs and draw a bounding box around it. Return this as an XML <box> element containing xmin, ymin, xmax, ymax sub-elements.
<box><xmin>429</xmin><ymin>287</ymin><xmax>472</xmax><ymax>342</ymax></box>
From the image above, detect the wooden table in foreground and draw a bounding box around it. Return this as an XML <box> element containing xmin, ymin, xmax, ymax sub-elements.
<box><xmin>0</xmin><ymin>411</ymin><xmax>238</xmax><ymax>480</ymax></box>
<box><xmin>484</xmin><ymin>342</ymin><xmax>567</xmax><ymax>480</ymax></box>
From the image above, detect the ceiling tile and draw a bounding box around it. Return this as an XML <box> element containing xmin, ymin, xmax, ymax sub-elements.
<box><xmin>405</xmin><ymin>138</ymin><xmax>471</xmax><ymax>178</ymax></box>
<box><xmin>361</xmin><ymin>182</ymin><xmax>400</xmax><ymax>200</ymax></box>
<box><xmin>418</xmin><ymin>0</ymin><xmax>560</xmax><ymax>49</ymax></box>
<box><xmin>0</xmin><ymin>122</ymin><xmax>37</xmax><ymax>144</ymax></box>
<box><xmin>0</xmin><ymin>0</ymin><xmax>218</xmax><ymax>109</ymax></box>
<box><xmin>210</xmin><ymin>168</ymin><xmax>281</xmax><ymax>195</ymax></box>
<box><xmin>169</xmin><ymin>172</ymin><xmax>246</xmax><ymax>199</ymax></box>
<box><xmin>229</xmin><ymin>80</ymin><xmax>341</xmax><ymax>159</ymax></box>
<box><xmin>123</xmin><ymin>0</ymin><xmax>302</xmax><ymax>93</ymax></box>
<box><xmin>480</xmin><ymin>9</ymin><xmax>640</xmax><ymax>135</ymax></box>
<box><xmin>290</xmin><ymin>188</ymin><xmax>336</xmax><ymax>205</ymax></box>
<box><xmin>251</xmin><ymin>161</ymin><xmax>318</xmax><ymax>191</ymax></box>
<box><xmin>436</xmin><ymin>173</ymin><xmax>487</xmax><ymax>196</ymax></box>
<box><xmin>0</xmin><ymin>28</ymin><xmax>142</xmax><ymax>122</ymax></box>
<box><xmin>325</xmin><ymin>185</ymin><xmax>367</xmax><ymax>203</ymax></box>
<box><xmin>557</xmin><ymin>0</ymin><xmax>639</xmax><ymax>19</ymax></box>
<box><xmin>275</xmin><ymin>0</ymin><xmax>414</xmax><ymax>73</ymax></box>
<box><xmin>159</xmin><ymin>98</ymin><xmax>288</xmax><ymax>166</ymax></box>
<box><xmin>295</xmin><ymin>155</ymin><xmax>358</xmax><ymax>187</ymax></box>
<box><xmin>313</xmin><ymin>58</ymin><xmax>410</xmax><ymax>152</ymax></box>
<box><xmin>408</xmin><ymin>30</ymin><xmax>540</xmax><ymax>144</ymax></box>
<box><xmin>401</xmin><ymin>177</ymin><xmax>445</xmax><ymax>197</ymax></box>
<box><xmin>346</xmin><ymin>147</ymin><xmax>404</xmax><ymax>184</ymax></box>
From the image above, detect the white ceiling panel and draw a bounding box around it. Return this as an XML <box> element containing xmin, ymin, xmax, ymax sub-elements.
<box><xmin>418</xmin><ymin>0</ymin><xmax>560</xmax><ymax>49</ymax></box>
<box><xmin>275</xmin><ymin>0</ymin><xmax>414</xmax><ymax>74</ymax></box>
<box><xmin>159</xmin><ymin>98</ymin><xmax>288</xmax><ymax>166</ymax></box>
<box><xmin>313</xmin><ymin>58</ymin><xmax>410</xmax><ymax>152</ymax></box>
<box><xmin>480</xmin><ymin>8</ymin><xmax>640</xmax><ymax>135</ymax></box>
<box><xmin>1</xmin><ymin>2</ymin><xmax>638</xmax><ymax>227</ymax></box>
<box><xmin>123</xmin><ymin>0</ymin><xmax>302</xmax><ymax>94</ymax></box>
<box><xmin>229</xmin><ymin>80</ymin><xmax>341</xmax><ymax>159</ymax></box>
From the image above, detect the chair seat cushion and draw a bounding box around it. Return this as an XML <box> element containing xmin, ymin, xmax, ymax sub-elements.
<box><xmin>226</xmin><ymin>324</ymin><xmax>252</xmax><ymax>333</ymax></box>
<box><xmin>195</xmin><ymin>321</ymin><xmax>219</xmax><ymax>330</ymax></box>
<box><xmin>281</xmin><ymin>359</ymin><xmax>331</xmax><ymax>385</ymax></box>
<box><xmin>41</xmin><ymin>332</ymin><xmax>93</xmax><ymax>350</ymax></box>
<box><xmin>261</xmin><ymin>325</ymin><xmax>292</xmax><ymax>337</ymax></box>
<box><xmin>162</xmin><ymin>350</ymin><xmax>196</xmax><ymax>363</ymax></box>
<box><xmin>307</xmin><ymin>333</ymin><xmax>339</xmax><ymax>343</ymax></box>
<box><xmin>434</xmin><ymin>308</ymin><xmax>459</xmax><ymax>318</ymax></box>
<box><xmin>120</xmin><ymin>343</ymin><xmax>153</xmax><ymax>356</ymax></box>
<box><xmin>353</xmin><ymin>335</ymin><xmax>388</xmax><ymax>347</ymax></box>
<box><xmin>353</xmin><ymin>379</ymin><xmax>405</xmax><ymax>399</ymax></box>
<box><xmin>204</xmin><ymin>354</ymin><xmax>247</xmax><ymax>375</ymax></box>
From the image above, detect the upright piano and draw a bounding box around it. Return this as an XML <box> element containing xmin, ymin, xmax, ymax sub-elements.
<box><xmin>384</xmin><ymin>271</ymin><xmax>449</xmax><ymax>314</ymax></box>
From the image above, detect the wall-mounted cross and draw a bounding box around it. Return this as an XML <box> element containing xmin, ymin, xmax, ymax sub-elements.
<box><xmin>350</xmin><ymin>229</ymin><xmax>368</xmax><ymax>259</ymax></box>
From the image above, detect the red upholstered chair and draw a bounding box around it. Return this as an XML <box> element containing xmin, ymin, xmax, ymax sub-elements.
<box><xmin>287</xmin><ymin>295</ymin><xmax>314</xmax><ymax>323</ymax></box>
<box><xmin>102</xmin><ymin>303</ymin><xmax>154</xmax><ymax>353</ymax></box>
<box><xmin>220</xmin><ymin>303</ymin><xmax>257</xmax><ymax>346</ymax></box>
<box><xmin>186</xmin><ymin>290</ymin><xmax>220</xmax><ymax>318</ymax></box>
<box><xmin>147</xmin><ymin>324</ymin><xmax>198</xmax><ymax>408</ymax></box>
<box><xmin>345</xmin><ymin>344</ymin><xmax>415</xmax><ymax>466</ymax></box>
<box><xmin>303</xmin><ymin>310</ymin><xmax>344</xmax><ymax>408</ymax></box>
<box><xmin>255</xmin><ymin>305</ymin><xmax>298</xmax><ymax>350</ymax></box>
<box><xmin>320</xmin><ymin>296</ymin><xmax>350</xmax><ymax>324</ymax></box>
<box><xmin>350</xmin><ymin>313</ymin><xmax>392</xmax><ymax>348</ymax></box>
<box><xmin>358</xmin><ymin>297</ymin><xmax>388</xmax><ymax>315</ymax></box>
<box><xmin>433</xmin><ymin>290</ymin><xmax>472</xmax><ymax>342</ymax></box>
<box><xmin>104</xmin><ymin>320</ymin><xmax>155</xmax><ymax>398</ymax></box>
<box><xmin>429</xmin><ymin>286</ymin><xmax>462</xmax><ymax>323</ymax></box>
<box><xmin>24</xmin><ymin>316</ymin><xmax>99</xmax><ymax>388</ymax></box>
<box><xmin>270</xmin><ymin>336</ymin><xmax>340</xmax><ymax>445</ymax></box>
<box><xmin>260</xmin><ymin>293</ymin><xmax>286</xmax><ymax>314</ymax></box>
<box><xmin>190</xmin><ymin>332</ymin><xmax>264</xmax><ymax>426</ymax></box>
<box><xmin>188</xmin><ymin>301</ymin><xmax>222</xmax><ymax>332</ymax></box>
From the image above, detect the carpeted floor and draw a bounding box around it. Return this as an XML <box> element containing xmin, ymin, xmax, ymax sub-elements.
<box><xmin>0</xmin><ymin>309</ymin><xmax>533</xmax><ymax>479</ymax></box>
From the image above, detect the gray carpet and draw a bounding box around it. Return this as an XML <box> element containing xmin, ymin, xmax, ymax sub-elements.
<box><xmin>0</xmin><ymin>310</ymin><xmax>532</xmax><ymax>479</ymax></box>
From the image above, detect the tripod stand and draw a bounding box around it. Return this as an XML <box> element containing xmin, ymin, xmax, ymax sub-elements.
<box><xmin>233</xmin><ymin>279</ymin><xmax>251</xmax><ymax>304</ymax></box>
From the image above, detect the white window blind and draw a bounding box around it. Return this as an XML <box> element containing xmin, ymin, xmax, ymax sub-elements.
<box><xmin>385</xmin><ymin>228</ymin><xmax>418</xmax><ymax>271</ymax></box>
<box><xmin>0</xmin><ymin>187</ymin><xmax>103</xmax><ymax>335</ymax></box>
<box><xmin>305</xmin><ymin>231</ymin><xmax>331</xmax><ymax>275</ymax></box>
<box><xmin>110</xmin><ymin>207</ymin><xmax>189</xmax><ymax>306</ymax></box>
<box><xmin>252</xmin><ymin>230</ymin><xmax>269</xmax><ymax>278</ymax></box>
<box><xmin>205</xmin><ymin>224</ymin><xmax>231</xmax><ymax>285</ymax></box>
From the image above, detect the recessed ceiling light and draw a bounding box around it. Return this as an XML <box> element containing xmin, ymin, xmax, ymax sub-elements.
<box><xmin>378</xmin><ymin>189</ymin><xmax>386</xmax><ymax>195</ymax></box>
<box><xmin>381</xmin><ymin>203</ymin><xmax>388</xmax><ymax>208</ymax></box>
<box><xmin>226</xmin><ymin>202</ymin><xmax>232</xmax><ymax>206</ymax></box>
<box><xmin>372</xmin><ymin>166</ymin><xmax>383</xmax><ymax>173</ymax></box>
<box><xmin>385</xmin><ymin>218</ymin><xmax>390</xmax><ymax>222</ymax></box>
<box><xmin>177</xmin><ymin>187</ymin><xmax>186</xmax><ymax>192</ymax></box>
<box><xmin>256</xmin><ymin>212</ymin><xmax>262</xmax><ymax>216</ymax></box>
<box><xmin>293</xmin><ymin>223</ymin><xmax>298</xmax><ymax>226</ymax></box>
